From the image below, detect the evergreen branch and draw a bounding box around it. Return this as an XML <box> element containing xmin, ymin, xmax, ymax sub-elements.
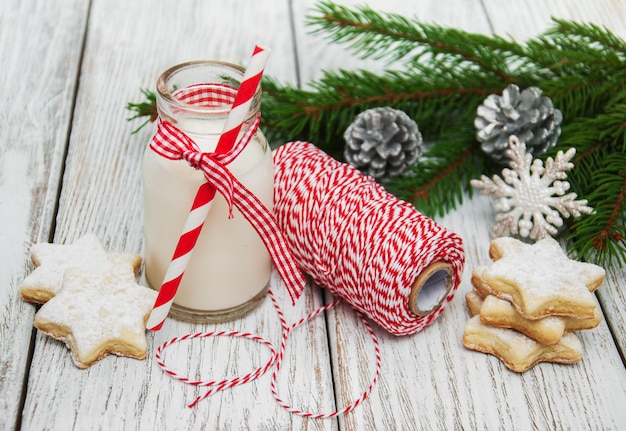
<box><xmin>410</xmin><ymin>147</ymin><xmax>473</xmax><ymax>203</ymax></box>
<box><xmin>552</xmin><ymin>104</ymin><xmax>626</xmax><ymax>265</ymax></box>
<box><xmin>551</xmin><ymin>18</ymin><xmax>626</xmax><ymax>59</ymax></box>
<box><xmin>522</xmin><ymin>19</ymin><xmax>626</xmax><ymax>74</ymax></box>
<box><xmin>555</xmin><ymin>104</ymin><xmax>626</xmax><ymax>164</ymax></box>
<box><xmin>539</xmin><ymin>74</ymin><xmax>621</xmax><ymax>121</ymax></box>
<box><xmin>592</xmin><ymin>172</ymin><xmax>626</xmax><ymax>256</ymax></box>
<box><xmin>386</xmin><ymin>133</ymin><xmax>484</xmax><ymax>217</ymax></box>
<box><xmin>308</xmin><ymin>1</ymin><xmax>525</xmax><ymax>82</ymax></box>
<box><xmin>125</xmin><ymin>88</ymin><xmax>157</xmax><ymax>134</ymax></box>
<box><xmin>262</xmin><ymin>67</ymin><xmax>501</xmax><ymax>154</ymax></box>
<box><xmin>568</xmin><ymin>153</ymin><xmax>626</xmax><ymax>267</ymax></box>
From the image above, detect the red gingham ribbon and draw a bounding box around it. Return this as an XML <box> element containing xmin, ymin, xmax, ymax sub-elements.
<box><xmin>150</xmin><ymin>118</ymin><xmax>306</xmax><ymax>304</ymax></box>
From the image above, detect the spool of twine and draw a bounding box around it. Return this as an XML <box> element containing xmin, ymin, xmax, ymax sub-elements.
<box><xmin>273</xmin><ymin>141</ymin><xmax>465</xmax><ymax>336</ymax></box>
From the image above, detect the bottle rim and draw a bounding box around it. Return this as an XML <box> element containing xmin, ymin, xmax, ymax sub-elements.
<box><xmin>156</xmin><ymin>60</ymin><xmax>260</xmax><ymax>117</ymax></box>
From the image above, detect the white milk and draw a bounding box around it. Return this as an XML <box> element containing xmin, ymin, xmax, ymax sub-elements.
<box><xmin>142</xmin><ymin>61</ymin><xmax>273</xmax><ymax>322</ymax></box>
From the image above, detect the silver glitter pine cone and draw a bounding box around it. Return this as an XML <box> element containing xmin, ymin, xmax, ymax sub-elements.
<box><xmin>475</xmin><ymin>84</ymin><xmax>563</xmax><ymax>163</ymax></box>
<box><xmin>344</xmin><ymin>107</ymin><xmax>423</xmax><ymax>181</ymax></box>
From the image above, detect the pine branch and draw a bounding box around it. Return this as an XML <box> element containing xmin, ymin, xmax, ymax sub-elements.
<box><xmin>539</xmin><ymin>73</ymin><xmax>624</xmax><ymax>121</ymax></box>
<box><xmin>125</xmin><ymin>88</ymin><xmax>157</xmax><ymax>133</ymax></box>
<box><xmin>385</xmin><ymin>133</ymin><xmax>484</xmax><ymax>218</ymax></box>
<box><xmin>568</xmin><ymin>153</ymin><xmax>626</xmax><ymax>267</ymax></box>
<box><xmin>550</xmin><ymin>18</ymin><xmax>626</xmax><ymax>60</ymax></box>
<box><xmin>262</xmin><ymin>66</ymin><xmax>503</xmax><ymax>156</ymax></box>
<box><xmin>308</xmin><ymin>1</ymin><xmax>529</xmax><ymax>83</ymax></box>
<box><xmin>554</xmin><ymin>104</ymin><xmax>626</xmax><ymax>265</ymax></box>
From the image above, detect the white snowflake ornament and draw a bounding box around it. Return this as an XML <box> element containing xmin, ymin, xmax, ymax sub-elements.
<box><xmin>471</xmin><ymin>136</ymin><xmax>593</xmax><ymax>240</ymax></box>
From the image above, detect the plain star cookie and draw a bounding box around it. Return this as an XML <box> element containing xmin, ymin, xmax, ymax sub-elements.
<box><xmin>473</xmin><ymin>237</ymin><xmax>604</xmax><ymax>319</ymax></box>
<box><xmin>465</xmin><ymin>289</ymin><xmax>601</xmax><ymax>345</ymax></box>
<box><xmin>463</xmin><ymin>316</ymin><xmax>583</xmax><ymax>372</ymax></box>
<box><xmin>34</xmin><ymin>266</ymin><xmax>157</xmax><ymax>368</ymax></box>
<box><xmin>20</xmin><ymin>234</ymin><xmax>141</xmax><ymax>303</ymax></box>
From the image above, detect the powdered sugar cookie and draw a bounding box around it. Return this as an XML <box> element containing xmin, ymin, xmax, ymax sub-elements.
<box><xmin>562</xmin><ymin>307</ymin><xmax>602</xmax><ymax>331</ymax></box>
<box><xmin>34</xmin><ymin>266</ymin><xmax>157</xmax><ymax>368</ymax></box>
<box><xmin>473</xmin><ymin>237</ymin><xmax>604</xmax><ymax>319</ymax></box>
<box><xmin>20</xmin><ymin>234</ymin><xmax>141</xmax><ymax>304</ymax></box>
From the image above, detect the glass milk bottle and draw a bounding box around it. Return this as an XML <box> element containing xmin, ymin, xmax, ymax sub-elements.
<box><xmin>142</xmin><ymin>60</ymin><xmax>274</xmax><ymax>323</ymax></box>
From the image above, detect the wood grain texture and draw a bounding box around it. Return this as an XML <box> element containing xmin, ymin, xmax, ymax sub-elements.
<box><xmin>0</xmin><ymin>0</ymin><xmax>89</xmax><ymax>429</ymax></box>
<box><xmin>4</xmin><ymin>0</ymin><xmax>626</xmax><ymax>430</ymax></box>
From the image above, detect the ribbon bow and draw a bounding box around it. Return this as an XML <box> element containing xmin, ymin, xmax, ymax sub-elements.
<box><xmin>150</xmin><ymin>117</ymin><xmax>305</xmax><ymax>304</ymax></box>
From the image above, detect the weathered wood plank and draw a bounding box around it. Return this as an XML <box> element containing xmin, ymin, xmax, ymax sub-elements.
<box><xmin>0</xmin><ymin>1</ymin><xmax>89</xmax><ymax>430</ymax></box>
<box><xmin>601</xmin><ymin>263</ymin><xmax>626</xmax><ymax>360</ymax></box>
<box><xmin>20</xmin><ymin>1</ymin><xmax>337</xmax><ymax>430</ymax></box>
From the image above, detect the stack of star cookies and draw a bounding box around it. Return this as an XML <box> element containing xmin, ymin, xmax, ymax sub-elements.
<box><xmin>462</xmin><ymin>237</ymin><xmax>605</xmax><ymax>372</ymax></box>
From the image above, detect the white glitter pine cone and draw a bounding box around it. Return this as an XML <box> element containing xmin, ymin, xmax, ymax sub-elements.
<box><xmin>475</xmin><ymin>84</ymin><xmax>563</xmax><ymax>163</ymax></box>
<box><xmin>344</xmin><ymin>107</ymin><xmax>423</xmax><ymax>181</ymax></box>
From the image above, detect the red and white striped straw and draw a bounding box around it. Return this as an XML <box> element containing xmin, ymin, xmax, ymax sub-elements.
<box><xmin>147</xmin><ymin>46</ymin><xmax>271</xmax><ymax>331</ymax></box>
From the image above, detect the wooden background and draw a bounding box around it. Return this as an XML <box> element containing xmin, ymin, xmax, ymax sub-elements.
<box><xmin>1</xmin><ymin>0</ymin><xmax>625</xmax><ymax>430</ymax></box>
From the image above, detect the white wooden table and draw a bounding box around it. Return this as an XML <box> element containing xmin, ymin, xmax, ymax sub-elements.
<box><xmin>1</xmin><ymin>1</ymin><xmax>625</xmax><ymax>430</ymax></box>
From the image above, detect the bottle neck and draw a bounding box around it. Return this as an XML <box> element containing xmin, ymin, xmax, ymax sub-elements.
<box><xmin>155</xmin><ymin>61</ymin><xmax>261</xmax><ymax>146</ymax></box>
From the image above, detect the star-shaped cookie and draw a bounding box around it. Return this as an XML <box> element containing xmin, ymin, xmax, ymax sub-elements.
<box><xmin>20</xmin><ymin>234</ymin><xmax>141</xmax><ymax>303</ymax></box>
<box><xmin>468</xmin><ymin>290</ymin><xmax>602</xmax><ymax>345</ymax></box>
<box><xmin>473</xmin><ymin>237</ymin><xmax>604</xmax><ymax>319</ymax></box>
<box><xmin>34</xmin><ymin>266</ymin><xmax>157</xmax><ymax>368</ymax></box>
<box><xmin>463</xmin><ymin>316</ymin><xmax>583</xmax><ymax>372</ymax></box>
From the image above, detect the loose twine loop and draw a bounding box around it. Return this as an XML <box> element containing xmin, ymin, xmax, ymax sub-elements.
<box><xmin>155</xmin><ymin>289</ymin><xmax>381</xmax><ymax>416</ymax></box>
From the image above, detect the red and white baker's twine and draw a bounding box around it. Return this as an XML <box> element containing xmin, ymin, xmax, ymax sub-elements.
<box><xmin>147</xmin><ymin>46</ymin><xmax>305</xmax><ymax>331</ymax></box>
<box><xmin>156</xmin><ymin>289</ymin><xmax>381</xmax><ymax>414</ymax></box>
<box><xmin>268</xmin><ymin>295</ymin><xmax>381</xmax><ymax>418</ymax></box>
<box><xmin>274</xmin><ymin>142</ymin><xmax>465</xmax><ymax>336</ymax></box>
<box><xmin>154</xmin><ymin>142</ymin><xmax>464</xmax><ymax>416</ymax></box>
